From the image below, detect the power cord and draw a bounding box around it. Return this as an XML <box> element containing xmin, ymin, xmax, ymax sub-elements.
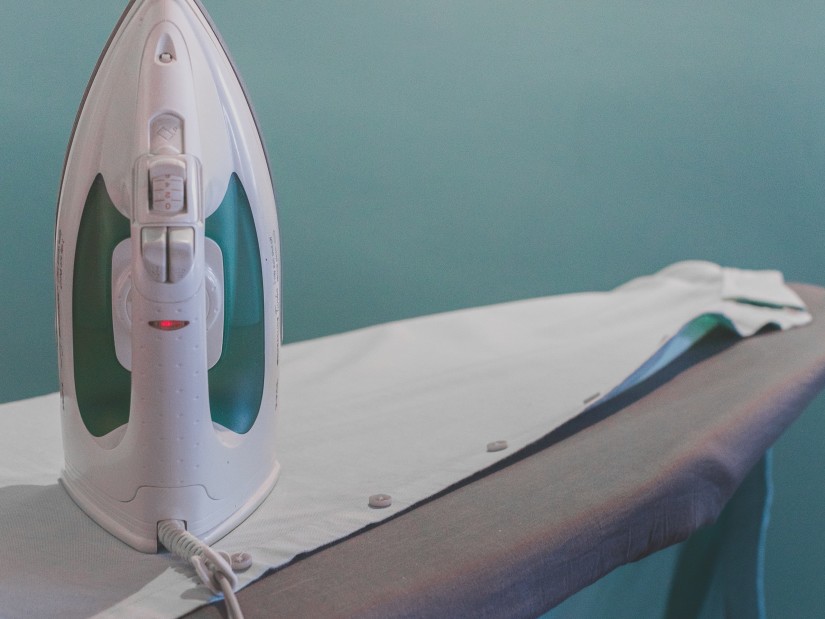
<box><xmin>157</xmin><ymin>519</ymin><xmax>252</xmax><ymax>619</ymax></box>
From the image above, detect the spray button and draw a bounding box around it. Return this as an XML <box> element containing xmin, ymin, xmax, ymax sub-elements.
<box><xmin>140</xmin><ymin>226</ymin><xmax>167</xmax><ymax>282</ymax></box>
<box><xmin>168</xmin><ymin>227</ymin><xmax>195</xmax><ymax>283</ymax></box>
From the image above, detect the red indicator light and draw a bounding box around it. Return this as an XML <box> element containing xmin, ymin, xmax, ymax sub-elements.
<box><xmin>149</xmin><ymin>319</ymin><xmax>190</xmax><ymax>331</ymax></box>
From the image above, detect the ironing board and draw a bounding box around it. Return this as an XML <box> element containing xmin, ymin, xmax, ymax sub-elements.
<box><xmin>0</xmin><ymin>268</ymin><xmax>819</xmax><ymax>619</ymax></box>
<box><xmin>185</xmin><ymin>283</ymin><xmax>825</xmax><ymax>618</ymax></box>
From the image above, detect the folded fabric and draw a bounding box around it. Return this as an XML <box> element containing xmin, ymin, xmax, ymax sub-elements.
<box><xmin>0</xmin><ymin>261</ymin><xmax>810</xmax><ymax>618</ymax></box>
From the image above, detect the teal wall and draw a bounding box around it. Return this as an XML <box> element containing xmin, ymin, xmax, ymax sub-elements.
<box><xmin>1</xmin><ymin>1</ymin><xmax>822</xmax><ymax>614</ymax></box>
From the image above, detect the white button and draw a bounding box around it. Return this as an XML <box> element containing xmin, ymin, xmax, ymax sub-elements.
<box><xmin>486</xmin><ymin>440</ymin><xmax>508</xmax><ymax>453</ymax></box>
<box><xmin>368</xmin><ymin>494</ymin><xmax>392</xmax><ymax>509</ymax></box>
<box><xmin>141</xmin><ymin>227</ymin><xmax>167</xmax><ymax>282</ymax></box>
<box><xmin>167</xmin><ymin>227</ymin><xmax>195</xmax><ymax>283</ymax></box>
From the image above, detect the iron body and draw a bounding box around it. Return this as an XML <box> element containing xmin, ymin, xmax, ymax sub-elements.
<box><xmin>55</xmin><ymin>0</ymin><xmax>281</xmax><ymax>552</ymax></box>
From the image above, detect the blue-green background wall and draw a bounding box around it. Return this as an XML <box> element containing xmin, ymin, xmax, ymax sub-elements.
<box><xmin>1</xmin><ymin>1</ymin><xmax>822</xmax><ymax>614</ymax></box>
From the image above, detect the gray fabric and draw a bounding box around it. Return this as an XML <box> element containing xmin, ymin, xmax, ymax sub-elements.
<box><xmin>543</xmin><ymin>452</ymin><xmax>772</xmax><ymax>619</ymax></box>
<box><xmin>666</xmin><ymin>452</ymin><xmax>772</xmax><ymax>619</ymax></box>
<box><xmin>186</xmin><ymin>284</ymin><xmax>825</xmax><ymax>618</ymax></box>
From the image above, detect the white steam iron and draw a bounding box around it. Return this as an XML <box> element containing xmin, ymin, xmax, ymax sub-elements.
<box><xmin>54</xmin><ymin>0</ymin><xmax>281</xmax><ymax>565</ymax></box>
